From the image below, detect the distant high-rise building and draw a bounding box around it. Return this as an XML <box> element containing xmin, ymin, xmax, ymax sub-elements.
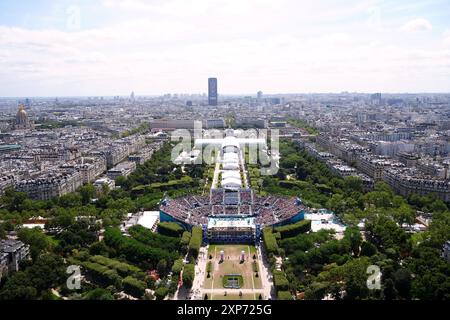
<box><xmin>208</xmin><ymin>78</ymin><xmax>218</xmax><ymax>106</ymax></box>
<box><xmin>257</xmin><ymin>91</ymin><xmax>263</xmax><ymax>100</ymax></box>
<box><xmin>130</xmin><ymin>91</ymin><xmax>135</xmax><ymax>102</ymax></box>
<box><xmin>270</xmin><ymin>97</ymin><xmax>281</xmax><ymax>105</ymax></box>
<box><xmin>370</xmin><ymin>93</ymin><xmax>382</xmax><ymax>105</ymax></box>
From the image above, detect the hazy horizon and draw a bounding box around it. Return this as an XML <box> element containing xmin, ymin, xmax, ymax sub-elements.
<box><xmin>2</xmin><ymin>91</ymin><xmax>450</xmax><ymax>100</ymax></box>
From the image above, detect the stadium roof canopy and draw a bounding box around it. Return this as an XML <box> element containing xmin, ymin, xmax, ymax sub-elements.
<box><xmin>222</xmin><ymin>177</ymin><xmax>241</xmax><ymax>189</ymax></box>
<box><xmin>222</xmin><ymin>170</ymin><xmax>240</xmax><ymax>179</ymax></box>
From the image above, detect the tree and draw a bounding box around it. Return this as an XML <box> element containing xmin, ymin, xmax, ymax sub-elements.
<box><xmin>157</xmin><ymin>259</ymin><xmax>168</xmax><ymax>275</ymax></box>
<box><xmin>27</xmin><ymin>254</ymin><xmax>67</xmax><ymax>293</ymax></box>
<box><xmin>429</xmin><ymin>199</ymin><xmax>448</xmax><ymax>213</ymax></box>
<box><xmin>89</xmin><ymin>241</ymin><xmax>109</xmax><ymax>256</ymax></box>
<box><xmin>394</xmin><ymin>268</ymin><xmax>412</xmax><ymax>299</ymax></box>
<box><xmin>327</xmin><ymin>194</ymin><xmax>347</xmax><ymax>215</ymax></box>
<box><xmin>343</xmin><ymin>227</ymin><xmax>362</xmax><ymax>256</ymax></box>
<box><xmin>317</xmin><ymin>257</ymin><xmax>372</xmax><ymax>300</ymax></box>
<box><xmin>360</xmin><ymin>241</ymin><xmax>377</xmax><ymax>257</ymax></box>
<box><xmin>0</xmin><ymin>253</ymin><xmax>67</xmax><ymax>300</ymax></box>
<box><xmin>180</xmin><ymin>231</ymin><xmax>191</xmax><ymax>248</ymax></box>
<box><xmin>0</xmin><ymin>272</ymin><xmax>38</xmax><ymax>300</ymax></box>
<box><xmin>365</xmin><ymin>215</ymin><xmax>412</xmax><ymax>257</ymax></box>
<box><xmin>394</xmin><ymin>204</ymin><xmax>415</xmax><ymax>226</ymax></box>
<box><xmin>104</xmin><ymin>227</ymin><xmax>178</xmax><ymax>269</ymax></box>
<box><xmin>185</xmin><ymin>165</ymin><xmax>204</xmax><ymax>179</ymax></box>
<box><xmin>182</xmin><ymin>264</ymin><xmax>195</xmax><ymax>288</ymax></box>
<box><xmin>56</xmin><ymin>220</ymin><xmax>98</xmax><ymax>253</ymax></box>
<box><xmin>344</xmin><ymin>176</ymin><xmax>363</xmax><ymax>193</ymax></box>
<box><xmin>101</xmin><ymin>183</ymin><xmax>111</xmax><ymax>195</ymax></box>
<box><xmin>154</xmin><ymin>287</ymin><xmax>169</xmax><ymax>300</ymax></box>
<box><xmin>17</xmin><ymin>227</ymin><xmax>52</xmax><ymax>261</ymax></box>
<box><xmin>277</xmin><ymin>291</ymin><xmax>293</xmax><ymax>300</ymax></box>
<box><xmin>58</xmin><ymin>193</ymin><xmax>82</xmax><ymax>208</ymax></box>
<box><xmin>383</xmin><ymin>278</ymin><xmax>397</xmax><ymax>300</ymax></box>
<box><xmin>79</xmin><ymin>184</ymin><xmax>96</xmax><ymax>205</ymax></box>
<box><xmin>115</xmin><ymin>176</ymin><xmax>127</xmax><ymax>188</ymax></box>
<box><xmin>0</xmin><ymin>225</ymin><xmax>6</xmax><ymax>240</ymax></box>
<box><xmin>171</xmin><ymin>259</ymin><xmax>184</xmax><ymax>275</ymax></box>
<box><xmin>296</xmin><ymin>163</ymin><xmax>309</xmax><ymax>180</ymax></box>
<box><xmin>83</xmin><ymin>288</ymin><xmax>114</xmax><ymax>300</ymax></box>
<box><xmin>1</xmin><ymin>188</ymin><xmax>28</xmax><ymax>212</ymax></box>
<box><xmin>122</xmin><ymin>276</ymin><xmax>146</xmax><ymax>298</ymax></box>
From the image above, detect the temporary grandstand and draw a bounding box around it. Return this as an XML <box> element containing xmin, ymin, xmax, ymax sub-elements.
<box><xmin>159</xmin><ymin>131</ymin><xmax>305</xmax><ymax>243</ymax></box>
<box><xmin>159</xmin><ymin>188</ymin><xmax>305</xmax><ymax>242</ymax></box>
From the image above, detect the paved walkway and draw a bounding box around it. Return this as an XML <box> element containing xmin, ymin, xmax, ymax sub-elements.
<box><xmin>202</xmin><ymin>288</ymin><xmax>265</xmax><ymax>300</ymax></box>
<box><xmin>190</xmin><ymin>246</ymin><xmax>209</xmax><ymax>300</ymax></box>
<box><xmin>256</xmin><ymin>243</ymin><xmax>275</xmax><ymax>299</ymax></box>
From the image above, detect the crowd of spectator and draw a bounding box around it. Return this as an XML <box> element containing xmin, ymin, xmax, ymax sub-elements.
<box><xmin>160</xmin><ymin>191</ymin><xmax>304</xmax><ymax>227</ymax></box>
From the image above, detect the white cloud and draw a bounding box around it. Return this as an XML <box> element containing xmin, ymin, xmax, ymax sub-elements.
<box><xmin>0</xmin><ymin>1</ymin><xmax>449</xmax><ymax>95</ymax></box>
<box><xmin>444</xmin><ymin>29</ymin><xmax>450</xmax><ymax>45</ymax></box>
<box><xmin>400</xmin><ymin>18</ymin><xmax>432</xmax><ymax>32</ymax></box>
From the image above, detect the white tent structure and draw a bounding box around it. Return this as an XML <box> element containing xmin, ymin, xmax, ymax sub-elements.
<box><xmin>222</xmin><ymin>170</ymin><xmax>241</xmax><ymax>180</ymax></box>
<box><xmin>222</xmin><ymin>152</ymin><xmax>239</xmax><ymax>170</ymax></box>
<box><xmin>222</xmin><ymin>177</ymin><xmax>242</xmax><ymax>190</ymax></box>
<box><xmin>194</xmin><ymin>131</ymin><xmax>266</xmax><ymax>191</ymax></box>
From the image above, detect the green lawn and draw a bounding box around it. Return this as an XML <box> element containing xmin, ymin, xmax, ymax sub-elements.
<box><xmin>204</xmin><ymin>244</ymin><xmax>262</xmax><ymax>290</ymax></box>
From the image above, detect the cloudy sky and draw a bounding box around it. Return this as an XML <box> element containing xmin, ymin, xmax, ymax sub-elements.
<box><xmin>0</xmin><ymin>0</ymin><xmax>450</xmax><ymax>96</ymax></box>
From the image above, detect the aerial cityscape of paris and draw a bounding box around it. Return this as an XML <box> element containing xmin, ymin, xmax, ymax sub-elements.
<box><xmin>0</xmin><ymin>0</ymin><xmax>449</xmax><ymax>309</ymax></box>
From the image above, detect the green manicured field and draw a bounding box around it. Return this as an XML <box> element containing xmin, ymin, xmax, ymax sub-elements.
<box><xmin>204</xmin><ymin>244</ymin><xmax>262</xmax><ymax>291</ymax></box>
<box><xmin>222</xmin><ymin>275</ymin><xmax>244</xmax><ymax>288</ymax></box>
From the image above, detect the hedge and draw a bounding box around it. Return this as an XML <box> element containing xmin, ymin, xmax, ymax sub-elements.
<box><xmin>222</xmin><ymin>275</ymin><xmax>244</xmax><ymax>288</ymax></box>
<box><xmin>182</xmin><ymin>263</ymin><xmax>195</xmax><ymax>288</ymax></box>
<box><xmin>273</xmin><ymin>270</ymin><xmax>289</xmax><ymax>292</ymax></box>
<box><xmin>180</xmin><ymin>231</ymin><xmax>191</xmax><ymax>246</ymax></box>
<box><xmin>277</xmin><ymin>291</ymin><xmax>293</xmax><ymax>300</ymax></box>
<box><xmin>132</xmin><ymin>177</ymin><xmax>195</xmax><ymax>193</ymax></box>
<box><xmin>104</xmin><ymin>227</ymin><xmax>178</xmax><ymax>269</ymax></box>
<box><xmin>154</xmin><ymin>286</ymin><xmax>169</xmax><ymax>300</ymax></box>
<box><xmin>128</xmin><ymin>225</ymin><xmax>180</xmax><ymax>252</ymax></box>
<box><xmin>279</xmin><ymin>180</ymin><xmax>310</xmax><ymax>189</ymax></box>
<box><xmin>81</xmin><ymin>261</ymin><xmax>121</xmax><ymax>287</ymax></box>
<box><xmin>188</xmin><ymin>226</ymin><xmax>203</xmax><ymax>259</ymax></box>
<box><xmin>262</xmin><ymin>228</ymin><xmax>279</xmax><ymax>255</ymax></box>
<box><xmin>171</xmin><ymin>258</ymin><xmax>184</xmax><ymax>275</ymax></box>
<box><xmin>89</xmin><ymin>255</ymin><xmax>142</xmax><ymax>278</ymax></box>
<box><xmin>274</xmin><ymin>220</ymin><xmax>311</xmax><ymax>239</ymax></box>
<box><xmin>158</xmin><ymin>222</ymin><xmax>184</xmax><ymax>237</ymax></box>
<box><xmin>122</xmin><ymin>276</ymin><xmax>146</xmax><ymax>298</ymax></box>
